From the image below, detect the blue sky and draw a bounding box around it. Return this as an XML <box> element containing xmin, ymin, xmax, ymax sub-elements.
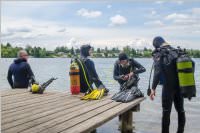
<box><xmin>1</xmin><ymin>1</ymin><xmax>200</xmax><ymax>50</ymax></box>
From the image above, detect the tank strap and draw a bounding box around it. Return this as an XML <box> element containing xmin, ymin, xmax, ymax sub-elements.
<box><xmin>69</xmin><ymin>72</ymin><xmax>80</xmax><ymax>75</ymax></box>
<box><xmin>130</xmin><ymin>59</ymin><xmax>137</xmax><ymax>73</ymax></box>
<box><xmin>178</xmin><ymin>68</ymin><xmax>193</xmax><ymax>73</ymax></box>
<box><xmin>130</xmin><ymin>66</ymin><xmax>133</xmax><ymax>73</ymax></box>
<box><xmin>76</xmin><ymin>59</ymin><xmax>93</xmax><ymax>91</ymax></box>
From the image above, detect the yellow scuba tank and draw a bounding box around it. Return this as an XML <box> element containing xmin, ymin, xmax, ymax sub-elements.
<box><xmin>69</xmin><ymin>59</ymin><xmax>81</xmax><ymax>94</ymax></box>
<box><xmin>177</xmin><ymin>55</ymin><xmax>196</xmax><ymax>99</ymax></box>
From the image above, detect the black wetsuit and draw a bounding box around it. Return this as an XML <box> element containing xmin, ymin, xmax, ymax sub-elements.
<box><xmin>152</xmin><ymin>45</ymin><xmax>185</xmax><ymax>133</ymax></box>
<box><xmin>79</xmin><ymin>56</ymin><xmax>104</xmax><ymax>93</ymax></box>
<box><xmin>79</xmin><ymin>45</ymin><xmax>104</xmax><ymax>93</ymax></box>
<box><xmin>113</xmin><ymin>59</ymin><xmax>146</xmax><ymax>87</ymax></box>
<box><xmin>7</xmin><ymin>58</ymin><xmax>35</xmax><ymax>88</ymax></box>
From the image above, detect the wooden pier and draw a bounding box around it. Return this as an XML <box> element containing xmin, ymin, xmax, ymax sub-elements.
<box><xmin>1</xmin><ymin>89</ymin><xmax>145</xmax><ymax>133</ymax></box>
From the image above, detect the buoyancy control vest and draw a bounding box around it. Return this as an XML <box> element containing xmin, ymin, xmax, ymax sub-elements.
<box><xmin>153</xmin><ymin>46</ymin><xmax>196</xmax><ymax>99</ymax></box>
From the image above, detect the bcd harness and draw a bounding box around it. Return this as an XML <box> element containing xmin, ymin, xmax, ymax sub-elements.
<box><xmin>147</xmin><ymin>46</ymin><xmax>196</xmax><ymax>100</ymax></box>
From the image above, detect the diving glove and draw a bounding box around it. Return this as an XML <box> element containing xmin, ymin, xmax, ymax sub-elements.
<box><xmin>98</xmin><ymin>84</ymin><xmax>109</xmax><ymax>95</ymax></box>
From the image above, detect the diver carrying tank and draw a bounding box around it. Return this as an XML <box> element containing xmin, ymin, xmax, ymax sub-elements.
<box><xmin>147</xmin><ymin>47</ymin><xmax>196</xmax><ymax>100</ymax></box>
<box><xmin>176</xmin><ymin>49</ymin><xmax>196</xmax><ymax>99</ymax></box>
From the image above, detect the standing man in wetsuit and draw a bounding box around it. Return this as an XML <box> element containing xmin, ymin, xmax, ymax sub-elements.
<box><xmin>80</xmin><ymin>44</ymin><xmax>109</xmax><ymax>94</ymax></box>
<box><xmin>149</xmin><ymin>36</ymin><xmax>186</xmax><ymax>133</ymax></box>
<box><xmin>113</xmin><ymin>52</ymin><xmax>146</xmax><ymax>89</ymax></box>
<box><xmin>7</xmin><ymin>50</ymin><xmax>35</xmax><ymax>89</ymax></box>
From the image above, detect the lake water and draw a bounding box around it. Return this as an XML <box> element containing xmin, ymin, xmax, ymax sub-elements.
<box><xmin>0</xmin><ymin>58</ymin><xmax>199</xmax><ymax>133</ymax></box>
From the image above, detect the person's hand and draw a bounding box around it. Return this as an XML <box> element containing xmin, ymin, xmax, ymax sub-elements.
<box><xmin>122</xmin><ymin>75</ymin><xmax>129</xmax><ymax>81</ymax></box>
<box><xmin>150</xmin><ymin>89</ymin><xmax>156</xmax><ymax>101</ymax></box>
<box><xmin>128</xmin><ymin>72</ymin><xmax>134</xmax><ymax>79</ymax></box>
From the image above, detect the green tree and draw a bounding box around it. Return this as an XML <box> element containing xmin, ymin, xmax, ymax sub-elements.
<box><xmin>123</xmin><ymin>46</ymin><xmax>131</xmax><ymax>56</ymax></box>
<box><xmin>70</xmin><ymin>47</ymin><xmax>75</xmax><ymax>55</ymax></box>
<box><xmin>97</xmin><ymin>48</ymin><xmax>101</xmax><ymax>53</ymax></box>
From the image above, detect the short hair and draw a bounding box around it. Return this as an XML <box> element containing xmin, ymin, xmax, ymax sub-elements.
<box><xmin>17</xmin><ymin>50</ymin><xmax>28</xmax><ymax>58</ymax></box>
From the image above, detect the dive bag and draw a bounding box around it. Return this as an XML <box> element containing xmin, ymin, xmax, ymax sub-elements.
<box><xmin>112</xmin><ymin>76</ymin><xmax>143</xmax><ymax>103</ymax></box>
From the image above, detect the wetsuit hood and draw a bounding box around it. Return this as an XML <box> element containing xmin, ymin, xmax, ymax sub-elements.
<box><xmin>153</xmin><ymin>36</ymin><xmax>166</xmax><ymax>48</ymax></box>
<box><xmin>80</xmin><ymin>45</ymin><xmax>92</xmax><ymax>57</ymax></box>
<box><xmin>14</xmin><ymin>58</ymin><xmax>27</xmax><ymax>64</ymax></box>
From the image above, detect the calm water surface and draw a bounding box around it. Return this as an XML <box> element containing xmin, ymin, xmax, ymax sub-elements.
<box><xmin>0</xmin><ymin>58</ymin><xmax>199</xmax><ymax>133</ymax></box>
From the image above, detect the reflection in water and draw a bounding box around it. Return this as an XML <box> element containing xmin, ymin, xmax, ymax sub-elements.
<box><xmin>0</xmin><ymin>58</ymin><xmax>199</xmax><ymax>133</ymax></box>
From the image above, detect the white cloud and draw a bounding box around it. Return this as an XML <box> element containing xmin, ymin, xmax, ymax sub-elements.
<box><xmin>66</xmin><ymin>37</ymin><xmax>79</xmax><ymax>48</ymax></box>
<box><xmin>145</xmin><ymin>9</ymin><xmax>160</xmax><ymax>19</ymax></box>
<box><xmin>173</xmin><ymin>19</ymin><xmax>199</xmax><ymax>26</ymax></box>
<box><xmin>57</xmin><ymin>28</ymin><xmax>67</xmax><ymax>32</ymax></box>
<box><xmin>2</xmin><ymin>1</ymin><xmax>200</xmax><ymax>50</ymax></box>
<box><xmin>2</xmin><ymin>12</ymin><xmax>200</xmax><ymax>50</ymax></box>
<box><xmin>7</xmin><ymin>27</ymin><xmax>32</xmax><ymax>33</ymax></box>
<box><xmin>175</xmin><ymin>1</ymin><xmax>184</xmax><ymax>5</ymax></box>
<box><xmin>156</xmin><ymin>1</ymin><xmax>184</xmax><ymax>5</ymax></box>
<box><xmin>2</xmin><ymin>32</ymin><xmax>14</xmax><ymax>37</ymax></box>
<box><xmin>192</xmin><ymin>8</ymin><xmax>200</xmax><ymax>15</ymax></box>
<box><xmin>109</xmin><ymin>15</ymin><xmax>127</xmax><ymax>26</ymax></box>
<box><xmin>77</xmin><ymin>8</ymin><xmax>102</xmax><ymax>18</ymax></box>
<box><xmin>144</xmin><ymin>20</ymin><xmax>164</xmax><ymax>27</ymax></box>
<box><xmin>1</xmin><ymin>17</ymin><xmax>72</xmax><ymax>49</ymax></box>
<box><xmin>1</xmin><ymin>17</ymin><xmax>152</xmax><ymax>49</ymax></box>
<box><xmin>2</xmin><ymin>17</ymin><xmax>69</xmax><ymax>39</ymax></box>
<box><xmin>163</xmin><ymin>10</ymin><xmax>200</xmax><ymax>31</ymax></box>
<box><xmin>151</xmin><ymin>10</ymin><xmax>157</xmax><ymax>15</ymax></box>
<box><xmin>128</xmin><ymin>38</ymin><xmax>151</xmax><ymax>49</ymax></box>
<box><xmin>155</xmin><ymin>1</ymin><xmax>165</xmax><ymax>4</ymax></box>
<box><xmin>107</xmin><ymin>5</ymin><xmax>112</xmax><ymax>9</ymax></box>
<box><xmin>165</xmin><ymin>13</ymin><xmax>189</xmax><ymax>20</ymax></box>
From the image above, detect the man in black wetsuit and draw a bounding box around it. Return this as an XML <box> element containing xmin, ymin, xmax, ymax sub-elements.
<box><xmin>113</xmin><ymin>52</ymin><xmax>146</xmax><ymax>88</ymax></box>
<box><xmin>7</xmin><ymin>50</ymin><xmax>35</xmax><ymax>89</ymax></box>
<box><xmin>149</xmin><ymin>36</ymin><xmax>185</xmax><ymax>133</ymax></box>
<box><xmin>79</xmin><ymin>44</ymin><xmax>109</xmax><ymax>94</ymax></box>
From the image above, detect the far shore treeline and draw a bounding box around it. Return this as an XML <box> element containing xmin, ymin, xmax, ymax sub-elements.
<box><xmin>1</xmin><ymin>43</ymin><xmax>200</xmax><ymax>58</ymax></box>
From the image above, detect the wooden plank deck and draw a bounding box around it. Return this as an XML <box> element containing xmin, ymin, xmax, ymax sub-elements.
<box><xmin>1</xmin><ymin>89</ymin><xmax>145</xmax><ymax>133</ymax></box>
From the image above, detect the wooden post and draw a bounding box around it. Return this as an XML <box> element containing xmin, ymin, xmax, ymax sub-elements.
<box><xmin>132</xmin><ymin>104</ymin><xmax>140</xmax><ymax>130</ymax></box>
<box><xmin>120</xmin><ymin>110</ymin><xmax>133</xmax><ymax>133</ymax></box>
<box><xmin>90</xmin><ymin>129</ymin><xmax>97</xmax><ymax>133</ymax></box>
<box><xmin>120</xmin><ymin>104</ymin><xmax>140</xmax><ymax>133</ymax></box>
<box><xmin>132</xmin><ymin>104</ymin><xmax>140</xmax><ymax>112</ymax></box>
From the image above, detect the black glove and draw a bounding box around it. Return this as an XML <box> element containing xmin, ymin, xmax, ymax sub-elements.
<box><xmin>29</xmin><ymin>76</ymin><xmax>36</xmax><ymax>85</ymax></box>
<box><xmin>98</xmin><ymin>84</ymin><xmax>109</xmax><ymax>94</ymax></box>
